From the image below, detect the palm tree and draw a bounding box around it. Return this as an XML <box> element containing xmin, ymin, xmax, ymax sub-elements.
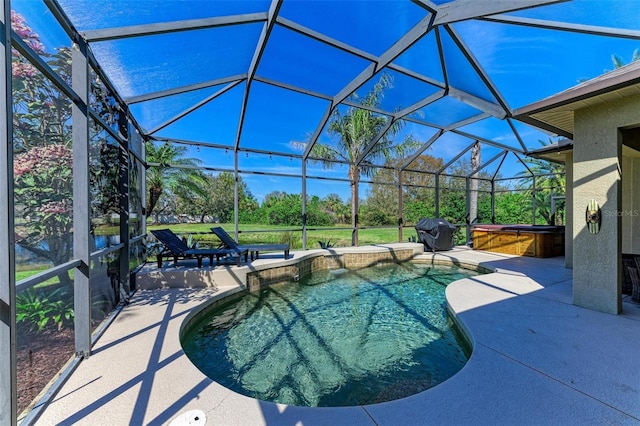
<box><xmin>518</xmin><ymin>139</ymin><xmax>566</xmax><ymax>225</ymax></box>
<box><xmin>611</xmin><ymin>48</ymin><xmax>640</xmax><ymax>69</ymax></box>
<box><xmin>307</xmin><ymin>74</ymin><xmax>419</xmax><ymax>245</ymax></box>
<box><xmin>145</xmin><ymin>142</ymin><xmax>207</xmax><ymax>222</ymax></box>
<box><xmin>469</xmin><ymin>141</ymin><xmax>481</xmax><ymax>225</ymax></box>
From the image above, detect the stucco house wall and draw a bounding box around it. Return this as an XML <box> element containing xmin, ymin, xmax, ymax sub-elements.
<box><xmin>573</xmin><ymin>93</ymin><xmax>640</xmax><ymax>314</ymax></box>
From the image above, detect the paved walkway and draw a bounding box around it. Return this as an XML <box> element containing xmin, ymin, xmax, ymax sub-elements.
<box><xmin>34</xmin><ymin>248</ymin><xmax>640</xmax><ymax>425</ymax></box>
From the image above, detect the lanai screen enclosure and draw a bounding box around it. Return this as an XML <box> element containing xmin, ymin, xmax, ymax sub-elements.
<box><xmin>2</xmin><ymin>0</ymin><xmax>639</xmax><ymax>422</ymax></box>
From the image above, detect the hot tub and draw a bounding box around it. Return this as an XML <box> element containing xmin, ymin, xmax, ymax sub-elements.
<box><xmin>472</xmin><ymin>224</ymin><xmax>565</xmax><ymax>258</ymax></box>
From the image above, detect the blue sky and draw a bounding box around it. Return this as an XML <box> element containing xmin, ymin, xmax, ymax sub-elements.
<box><xmin>13</xmin><ymin>0</ymin><xmax>640</xmax><ymax>203</ymax></box>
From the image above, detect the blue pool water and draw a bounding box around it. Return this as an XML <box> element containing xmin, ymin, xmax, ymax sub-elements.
<box><xmin>181</xmin><ymin>263</ymin><xmax>477</xmax><ymax>407</ymax></box>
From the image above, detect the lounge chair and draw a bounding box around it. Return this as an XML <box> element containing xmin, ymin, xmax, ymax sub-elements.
<box><xmin>210</xmin><ymin>227</ymin><xmax>290</xmax><ymax>261</ymax></box>
<box><xmin>150</xmin><ymin>229</ymin><xmax>242</xmax><ymax>268</ymax></box>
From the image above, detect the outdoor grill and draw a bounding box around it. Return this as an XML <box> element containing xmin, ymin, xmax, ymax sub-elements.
<box><xmin>415</xmin><ymin>218</ymin><xmax>457</xmax><ymax>252</ymax></box>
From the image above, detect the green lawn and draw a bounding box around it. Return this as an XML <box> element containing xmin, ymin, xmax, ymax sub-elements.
<box><xmin>146</xmin><ymin>223</ymin><xmax>415</xmax><ymax>249</ymax></box>
<box><xmin>17</xmin><ymin>224</ymin><xmax>421</xmax><ymax>279</ymax></box>
<box><xmin>16</xmin><ymin>267</ymin><xmax>66</xmax><ymax>287</ymax></box>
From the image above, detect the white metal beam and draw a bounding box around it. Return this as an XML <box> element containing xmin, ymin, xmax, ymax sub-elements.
<box><xmin>411</xmin><ymin>0</ymin><xmax>439</xmax><ymax>14</ymax></box>
<box><xmin>444</xmin><ymin>25</ymin><xmax>512</xmax><ymax>113</ymax></box>
<box><xmin>148</xmin><ymin>80</ymin><xmax>243</xmax><ymax>134</ymax></box>
<box><xmin>481</xmin><ymin>14</ymin><xmax>640</xmax><ymax>40</ymax></box>
<box><xmin>394</xmin><ymin>89</ymin><xmax>446</xmax><ymax>119</ymax></box>
<box><xmin>82</xmin><ymin>13</ymin><xmax>268</xmax><ymax>42</ymax></box>
<box><xmin>234</xmin><ymin>0</ymin><xmax>282</xmax><ymax>152</ymax></box>
<box><xmin>276</xmin><ymin>17</ymin><xmax>377</xmax><ymax>62</ymax></box>
<box><xmin>333</xmin><ymin>13</ymin><xmax>436</xmax><ymax>107</ymax></box>
<box><xmin>125</xmin><ymin>74</ymin><xmax>247</xmax><ymax>104</ymax></box>
<box><xmin>400</xmin><ymin>129</ymin><xmax>444</xmax><ymax>170</ymax></box>
<box><xmin>306</xmin><ymin>13</ymin><xmax>436</xmax><ymax>156</ymax></box>
<box><xmin>436</xmin><ymin>140</ymin><xmax>477</xmax><ymax>174</ymax></box>
<box><xmin>443</xmin><ymin>112</ymin><xmax>490</xmax><ymax>132</ymax></box>
<box><xmin>433</xmin><ymin>0</ymin><xmax>567</xmax><ymax>26</ymax></box>
<box><xmin>449</xmin><ymin>86</ymin><xmax>506</xmax><ymax>119</ymax></box>
<box><xmin>452</xmin><ymin>129</ymin><xmax>525</xmax><ymax>154</ymax></box>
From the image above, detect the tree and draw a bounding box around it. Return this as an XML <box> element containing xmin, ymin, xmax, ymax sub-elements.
<box><xmin>469</xmin><ymin>141</ymin><xmax>481</xmax><ymax>225</ymax></box>
<box><xmin>12</xmin><ymin>13</ymin><xmax>76</xmax><ymax>284</ymax></box>
<box><xmin>517</xmin><ymin>139</ymin><xmax>566</xmax><ymax>225</ymax></box>
<box><xmin>305</xmin><ymin>74</ymin><xmax>419</xmax><ymax>245</ymax></box>
<box><xmin>256</xmin><ymin>192</ymin><xmax>333</xmax><ymax>227</ymax></box>
<box><xmin>361</xmin><ymin>154</ymin><xmax>448</xmax><ymax>227</ymax></box>
<box><xmin>494</xmin><ymin>191</ymin><xmax>533</xmax><ymax>224</ymax></box>
<box><xmin>12</xmin><ymin>12</ymin><xmax>126</xmax><ymax>284</ymax></box>
<box><xmin>145</xmin><ymin>142</ymin><xmax>207</xmax><ymax>222</ymax></box>
<box><xmin>611</xmin><ymin>49</ymin><xmax>640</xmax><ymax>69</ymax></box>
<box><xmin>318</xmin><ymin>193</ymin><xmax>349</xmax><ymax>225</ymax></box>
<box><xmin>178</xmin><ymin>172</ymin><xmax>256</xmax><ymax>223</ymax></box>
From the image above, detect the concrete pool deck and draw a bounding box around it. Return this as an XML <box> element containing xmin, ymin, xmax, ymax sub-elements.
<box><xmin>33</xmin><ymin>246</ymin><xmax>640</xmax><ymax>425</ymax></box>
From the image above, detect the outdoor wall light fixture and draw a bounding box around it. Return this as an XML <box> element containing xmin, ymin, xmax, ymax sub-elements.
<box><xmin>586</xmin><ymin>199</ymin><xmax>601</xmax><ymax>234</ymax></box>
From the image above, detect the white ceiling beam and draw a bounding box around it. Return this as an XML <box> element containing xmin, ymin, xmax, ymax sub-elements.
<box><xmin>452</xmin><ymin>129</ymin><xmax>525</xmax><ymax>154</ymax></box>
<box><xmin>434</xmin><ymin>27</ymin><xmax>449</xmax><ymax>88</ymax></box>
<box><xmin>125</xmin><ymin>74</ymin><xmax>247</xmax><ymax>104</ymax></box>
<box><xmin>411</xmin><ymin>0</ymin><xmax>439</xmax><ymax>14</ymax></box>
<box><xmin>394</xmin><ymin>89</ymin><xmax>446</xmax><ymax>119</ymax></box>
<box><xmin>449</xmin><ymin>86</ymin><xmax>506</xmax><ymax>119</ymax></box>
<box><xmin>253</xmin><ymin>75</ymin><xmax>333</xmax><ymax>100</ymax></box>
<box><xmin>276</xmin><ymin>17</ymin><xmax>377</xmax><ymax>62</ymax></box>
<box><xmin>304</xmin><ymin>13</ymin><xmax>437</xmax><ymax>157</ymax></box>
<box><xmin>82</xmin><ymin>13</ymin><xmax>268</xmax><ymax>42</ymax></box>
<box><xmin>433</xmin><ymin>0</ymin><xmax>567</xmax><ymax>26</ymax></box>
<box><xmin>480</xmin><ymin>14</ymin><xmax>640</xmax><ymax>40</ymax></box>
<box><xmin>444</xmin><ymin>25</ymin><xmax>512</xmax><ymax>113</ymax></box>
<box><xmin>443</xmin><ymin>112</ymin><xmax>491</xmax><ymax>132</ymax></box>
<box><xmin>333</xmin><ymin>13</ymin><xmax>436</xmax><ymax>107</ymax></box>
<box><xmin>148</xmin><ymin>80</ymin><xmax>242</xmax><ymax>135</ymax></box>
<box><xmin>436</xmin><ymin>140</ymin><xmax>477</xmax><ymax>174</ymax></box>
<box><xmin>234</xmin><ymin>0</ymin><xmax>282</xmax><ymax>151</ymax></box>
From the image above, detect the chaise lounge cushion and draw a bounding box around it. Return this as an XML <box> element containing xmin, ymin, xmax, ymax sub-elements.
<box><xmin>150</xmin><ymin>229</ymin><xmax>242</xmax><ymax>267</ymax></box>
<box><xmin>210</xmin><ymin>227</ymin><xmax>290</xmax><ymax>261</ymax></box>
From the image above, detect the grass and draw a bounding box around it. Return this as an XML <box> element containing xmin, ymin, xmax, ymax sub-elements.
<box><xmin>17</xmin><ymin>223</ymin><xmax>422</xmax><ymax>279</ymax></box>
<box><xmin>145</xmin><ymin>223</ymin><xmax>415</xmax><ymax>250</ymax></box>
<box><xmin>16</xmin><ymin>267</ymin><xmax>66</xmax><ymax>287</ymax></box>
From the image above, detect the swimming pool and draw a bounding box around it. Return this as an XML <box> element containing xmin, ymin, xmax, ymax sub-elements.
<box><xmin>181</xmin><ymin>262</ymin><xmax>477</xmax><ymax>407</ymax></box>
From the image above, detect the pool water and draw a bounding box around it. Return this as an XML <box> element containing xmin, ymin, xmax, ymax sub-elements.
<box><xmin>181</xmin><ymin>263</ymin><xmax>477</xmax><ymax>407</ymax></box>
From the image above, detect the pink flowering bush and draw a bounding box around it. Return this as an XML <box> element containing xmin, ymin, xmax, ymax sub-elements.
<box><xmin>12</xmin><ymin>12</ymin><xmax>75</xmax><ymax>276</ymax></box>
<box><xmin>12</xmin><ymin>12</ymin><xmax>122</xmax><ymax>279</ymax></box>
<box><xmin>14</xmin><ymin>144</ymin><xmax>74</xmax><ymax>273</ymax></box>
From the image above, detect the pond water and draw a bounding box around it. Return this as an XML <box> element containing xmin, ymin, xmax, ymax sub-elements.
<box><xmin>16</xmin><ymin>234</ymin><xmax>120</xmax><ymax>264</ymax></box>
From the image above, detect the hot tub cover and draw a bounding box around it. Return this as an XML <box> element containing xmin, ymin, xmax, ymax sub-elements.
<box><xmin>415</xmin><ymin>218</ymin><xmax>457</xmax><ymax>252</ymax></box>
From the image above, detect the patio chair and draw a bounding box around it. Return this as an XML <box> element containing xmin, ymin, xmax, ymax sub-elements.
<box><xmin>210</xmin><ymin>227</ymin><xmax>290</xmax><ymax>261</ymax></box>
<box><xmin>150</xmin><ymin>229</ymin><xmax>241</xmax><ymax>268</ymax></box>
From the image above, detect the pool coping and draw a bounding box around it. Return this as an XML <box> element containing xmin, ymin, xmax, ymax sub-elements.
<box><xmin>33</xmin><ymin>246</ymin><xmax>640</xmax><ymax>425</ymax></box>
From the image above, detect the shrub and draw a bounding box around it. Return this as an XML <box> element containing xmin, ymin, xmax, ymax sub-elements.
<box><xmin>16</xmin><ymin>287</ymin><xmax>74</xmax><ymax>333</ymax></box>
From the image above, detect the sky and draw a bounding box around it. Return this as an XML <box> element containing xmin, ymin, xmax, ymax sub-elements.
<box><xmin>12</xmin><ymin>0</ymin><xmax>640</xmax><ymax>203</ymax></box>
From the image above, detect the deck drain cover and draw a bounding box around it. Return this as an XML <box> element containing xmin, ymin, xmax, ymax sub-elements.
<box><xmin>169</xmin><ymin>409</ymin><xmax>206</xmax><ymax>426</ymax></box>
